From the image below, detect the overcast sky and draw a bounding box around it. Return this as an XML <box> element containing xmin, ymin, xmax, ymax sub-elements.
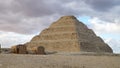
<box><xmin>0</xmin><ymin>0</ymin><xmax>120</xmax><ymax>53</ymax></box>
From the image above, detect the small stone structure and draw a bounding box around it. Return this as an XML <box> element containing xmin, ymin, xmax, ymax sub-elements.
<box><xmin>31</xmin><ymin>46</ymin><xmax>46</xmax><ymax>55</ymax></box>
<box><xmin>37</xmin><ymin>46</ymin><xmax>46</xmax><ymax>54</ymax></box>
<box><xmin>24</xmin><ymin>16</ymin><xmax>113</xmax><ymax>53</ymax></box>
<box><xmin>0</xmin><ymin>44</ymin><xmax>1</xmax><ymax>53</ymax></box>
<box><xmin>11</xmin><ymin>44</ymin><xmax>27</xmax><ymax>54</ymax></box>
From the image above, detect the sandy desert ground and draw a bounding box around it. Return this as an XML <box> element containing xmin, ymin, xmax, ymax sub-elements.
<box><xmin>0</xmin><ymin>53</ymin><xmax>120</xmax><ymax>68</ymax></box>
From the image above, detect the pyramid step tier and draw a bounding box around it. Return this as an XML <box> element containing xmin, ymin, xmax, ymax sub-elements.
<box><xmin>80</xmin><ymin>42</ymin><xmax>113</xmax><ymax>53</ymax></box>
<box><xmin>40</xmin><ymin>26</ymin><xmax>76</xmax><ymax>34</ymax></box>
<box><xmin>32</xmin><ymin>32</ymin><xmax>78</xmax><ymax>41</ymax></box>
<box><xmin>32</xmin><ymin>32</ymin><xmax>100</xmax><ymax>42</ymax></box>
<box><xmin>27</xmin><ymin>40</ymin><xmax>80</xmax><ymax>52</ymax></box>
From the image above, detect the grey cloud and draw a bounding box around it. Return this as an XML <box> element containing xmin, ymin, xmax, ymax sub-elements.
<box><xmin>13</xmin><ymin>0</ymin><xmax>75</xmax><ymax>17</ymax></box>
<box><xmin>84</xmin><ymin>0</ymin><xmax>120</xmax><ymax>11</ymax></box>
<box><xmin>0</xmin><ymin>0</ymin><xmax>120</xmax><ymax>34</ymax></box>
<box><xmin>0</xmin><ymin>0</ymin><xmax>80</xmax><ymax>34</ymax></box>
<box><xmin>106</xmin><ymin>39</ymin><xmax>120</xmax><ymax>53</ymax></box>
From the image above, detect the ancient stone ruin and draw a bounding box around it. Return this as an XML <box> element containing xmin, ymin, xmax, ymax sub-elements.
<box><xmin>0</xmin><ymin>44</ymin><xmax>1</xmax><ymax>53</ymax></box>
<box><xmin>25</xmin><ymin>16</ymin><xmax>113</xmax><ymax>53</ymax></box>
<box><xmin>31</xmin><ymin>46</ymin><xmax>46</xmax><ymax>55</ymax></box>
<box><xmin>11</xmin><ymin>44</ymin><xmax>27</xmax><ymax>54</ymax></box>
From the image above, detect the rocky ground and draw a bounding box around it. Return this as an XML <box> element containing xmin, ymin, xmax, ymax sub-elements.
<box><xmin>0</xmin><ymin>53</ymin><xmax>120</xmax><ymax>68</ymax></box>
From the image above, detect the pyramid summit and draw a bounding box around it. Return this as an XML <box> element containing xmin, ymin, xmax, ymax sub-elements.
<box><xmin>25</xmin><ymin>16</ymin><xmax>113</xmax><ymax>53</ymax></box>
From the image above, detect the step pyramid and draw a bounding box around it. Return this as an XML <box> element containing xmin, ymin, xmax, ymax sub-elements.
<box><xmin>25</xmin><ymin>16</ymin><xmax>113</xmax><ymax>53</ymax></box>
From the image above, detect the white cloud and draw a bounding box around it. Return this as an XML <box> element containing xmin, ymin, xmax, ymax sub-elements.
<box><xmin>105</xmin><ymin>38</ymin><xmax>120</xmax><ymax>53</ymax></box>
<box><xmin>89</xmin><ymin>17</ymin><xmax>120</xmax><ymax>35</ymax></box>
<box><xmin>0</xmin><ymin>31</ymin><xmax>34</xmax><ymax>48</ymax></box>
<box><xmin>88</xmin><ymin>17</ymin><xmax>120</xmax><ymax>53</ymax></box>
<box><xmin>0</xmin><ymin>0</ymin><xmax>120</xmax><ymax>34</ymax></box>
